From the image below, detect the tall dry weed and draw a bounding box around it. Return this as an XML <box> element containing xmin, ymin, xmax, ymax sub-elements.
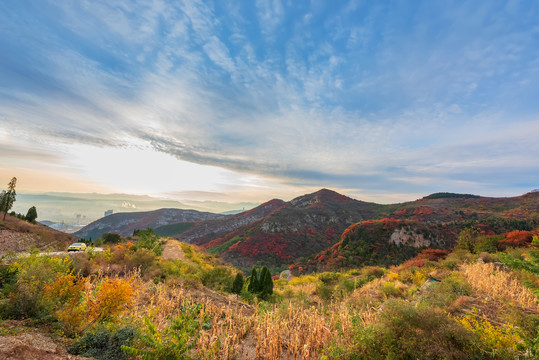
<box><xmin>129</xmin><ymin>282</ymin><xmax>252</xmax><ymax>359</ymax></box>
<box><xmin>251</xmin><ymin>299</ymin><xmax>375</xmax><ymax>359</ymax></box>
<box><xmin>460</xmin><ymin>262</ymin><xmax>539</xmax><ymax>311</ymax></box>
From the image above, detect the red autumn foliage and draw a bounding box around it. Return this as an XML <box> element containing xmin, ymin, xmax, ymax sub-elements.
<box><xmin>201</xmin><ymin>236</ymin><xmax>230</xmax><ymax>250</ymax></box>
<box><xmin>393</xmin><ymin>208</ymin><xmax>407</xmax><ymax>216</ymax></box>
<box><xmin>401</xmin><ymin>257</ymin><xmax>426</xmax><ymax>269</ymax></box>
<box><xmin>401</xmin><ymin>248</ymin><xmax>449</xmax><ymax>269</ymax></box>
<box><xmin>417</xmin><ymin>248</ymin><xmax>450</xmax><ymax>261</ymax></box>
<box><xmin>414</xmin><ymin>206</ymin><xmax>435</xmax><ymax>216</ymax></box>
<box><xmin>226</xmin><ymin>232</ymin><xmax>290</xmax><ymax>261</ymax></box>
<box><xmin>498</xmin><ymin>230</ymin><xmax>533</xmax><ymax>248</ymax></box>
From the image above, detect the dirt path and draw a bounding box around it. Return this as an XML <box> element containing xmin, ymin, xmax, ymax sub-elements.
<box><xmin>161</xmin><ymin>238</ymin><xmax>187</xmax><ymax>261</ymax></box>
<box><xmin>161</xmin><ymin>239</ymin><xmax>255</xmax><ymax>317</ymax></box>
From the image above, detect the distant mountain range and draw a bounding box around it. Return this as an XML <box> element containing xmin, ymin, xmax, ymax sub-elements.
<box><xmin>12</xmin><ymin>192</ymin><xmax>257</xmax><ymax>224</ymax></box>
<box><xmin>74</xmin><ymin>208</ymin><xmax>225</xmax><ymax>239</ymax></box>
<box><xmin>75</xmin><ymin>189</ymin><xmax>539</xmax><ymax>272</ymax></box>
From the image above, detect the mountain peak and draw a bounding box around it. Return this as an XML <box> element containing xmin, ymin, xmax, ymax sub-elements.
<box><xmin>288</xmin><ymin>188</ymin><xmax>352</xmax><ymax>208</ymax></box>
<box><xmin>313</xmin><ymin>188</ymin><xmax>352</xmax><ymax>201</ymax></box>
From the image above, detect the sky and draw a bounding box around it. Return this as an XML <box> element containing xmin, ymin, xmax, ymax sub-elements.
<box><xmin>1</xmin><ymin>0</ymin><xmax>538</xmax><ymax>205</ymax></box>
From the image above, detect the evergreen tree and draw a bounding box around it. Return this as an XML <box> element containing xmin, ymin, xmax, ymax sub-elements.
<box><xmin>247</xmin><ymin>267</ymin><xmax>259</xmax><ymax>293</ymax></box>
<box><xmin>260</xmin><ymin>266</ymin><xmax>273</xmax><ymax>298</ymax></box>
<box><xmin>25</xmin><ymin>206</ymin><xmax>38</xmax><ymax>223</ymax></box>
<box><xmin>1</xmin><ymin>177</ymin><xmax>17</xmax><ymax>221</ymax></box>
<box><xmin>231</xmin><ymin>273</ymin><xmax>244</xmax><ymax>295</ymax></box>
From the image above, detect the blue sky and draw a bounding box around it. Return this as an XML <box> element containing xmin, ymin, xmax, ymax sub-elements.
<box><xmin>1</xmin><ymin>0</ymin><xmax>538</xmax><ymax>204</ymax></box>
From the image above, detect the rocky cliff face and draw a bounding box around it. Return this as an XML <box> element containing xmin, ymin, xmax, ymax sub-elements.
<box><xmin>389</xmin><ymin>226</ymin><xmax>447</xmax><ymax>248</ymax></box>
<box><xmin>297</xmin><ymin>218</ymin><xmax>462</xmax><ymax>272</ymax></box>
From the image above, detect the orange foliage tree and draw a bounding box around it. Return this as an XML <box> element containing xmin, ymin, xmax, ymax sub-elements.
<box><xmin>86</xmin><ymin>277</ymin><xmax>136</xmax><ymax>325</ymax></box>
<box><xmin>44</xmin><ymin>274</ymin><xmax>137</xmax><ymax>335</ymax></box>
<box><xmin>499</xmin><ymin>230</ymin><xmax>533</xmax><ymax>249</ymax></box>
<box><xmin>43</xmin><ymin>273</ymin><xmax>85</xmax><ymax>335</ymax></box>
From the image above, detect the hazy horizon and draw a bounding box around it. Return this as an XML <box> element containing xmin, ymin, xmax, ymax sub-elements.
<box><xmin>10</xmin><ymin>187</ymin><xmax>538</xmax><ymax>226</ymax></box>
<box><xmin>10</xmin><ymin>191</ymin><xmax>260</xmax><ymax>224</ymax></box>
<box><xmin>1</xmin><ymin>1</ymin><xmax>538</xmax><ymax>205</ymax></box>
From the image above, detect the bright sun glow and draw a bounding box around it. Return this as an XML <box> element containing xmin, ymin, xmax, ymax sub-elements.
<box><xmin>65</xmin><ymin>141</ymin><xmax>252</xmax><ymax>196</ymax></box>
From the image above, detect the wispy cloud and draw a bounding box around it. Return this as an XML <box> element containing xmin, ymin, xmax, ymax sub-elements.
<box><xmin>255</xmin><ymin>0</ymin><xmax>284</xmax><ymax>38</ymax></box>
<box><xmin>1</xmin><ymin>0</ymin><xmax>538</xmax><ymax>201</ymax></box>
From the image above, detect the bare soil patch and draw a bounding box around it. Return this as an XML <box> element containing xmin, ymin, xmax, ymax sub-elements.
<box><xmin>0</xmin><ymin>215</ymin><xmax>74</xmax><ymax>254</ymax></box>
<box><xmin>161</xmin><ymin>238</ymin><xmax>187</xmax><ymax>261</ymax></box>
<box><xmin>0</xmin><ymin>321</ymin><xmax>92</xmax><ymax>360</ymax></box>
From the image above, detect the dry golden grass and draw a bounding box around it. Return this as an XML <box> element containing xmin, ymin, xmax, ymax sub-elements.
<box><xmin>254</xmin><ymin>305</ymin><xmax>333</xmax><ymax>359</ymax></box>
<box><xmin>129</xmin><ymin>281</ymin><xmax>253</xmax><ymax>359</ymax></box>
<box><xmin>123</xmin><ymin>274</ymin><xmax>382</xmax><ymax>360</ymax></box>
<box><xmin>251</xmin><ymin>294</ymin><xmax>379</xmax><ymax>359</ymax></box>
<box><xmin>460</xmin><ymin>262</ymin><xmax>539</xmax><ymax>311</ymax></box>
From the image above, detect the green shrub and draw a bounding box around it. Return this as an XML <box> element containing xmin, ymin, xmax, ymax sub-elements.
<box><xmin>340</xmin><ymin>277</ymin><xmax>356</xmax><ymax>293</ymax></box>
<box><xmin>4</xmin><ymin>253</ymin><xmax>72</xmax><ymax>318</ymax></box>
<box><xmin>422</xmin><ymin>273</ymin><xmax>472</xmax><ymax>309</ymax></box>
<box><xmin>127</xmin><ymin>248</ymin><xmax>156</xmax><ymax>273</ymax></box>
<box><xmin>351</xmin><ymin>299</ymin><xmax>480</xmax><ymax>359</ymax></box>
<box><xmin>240</xmin><ymin>288</ymin><xmax>256</xmax><ymax>303</ymax></box>
<box><xmin>102</xmin><ymin>233</ymin><xmax>122</xmax><ymax>244</ymax></box>
<box><xmin>438</xmin><ymin>274</ymin><xmax>472</xmax><ymax>297</ymax></box>
<box><xmin>361</xmin><ymin>266</ymin><xmax>385</xmax><ymax>278</ymax></box>
<box><xmin>316</xmin><ymin>282</ymin><xmax>334</xmax><ymax>301</ymax></box>
<box><xmin>133</xmin><ymin>231</ymin><xmax>163</xmax><ymax>256</ymax></box>
<box><xmin>440</xmin><ymin>249</ymin><xmax>476</xmax><ymax>269</ymax></box>
<box><xmin>382</xmin><ymin>281</ymin><xmax>402</xmax><ymax>298</ymax></box>
<box><xmin>499</xmin><ymin>249</ymin><xmax>539</xmax><ymax>274</ymax></box>
<box><xmin>200</xmin><ymin>267</ymin><xmax>233</xmax><ymax>292</ymax></box>
<box><xmin>475</xmin><ymin>235</ymin><xmax>503</xmax><ymax>253</ymax></box>
<box><xmin>133</xmin><ymin>228</ymin><xmax>155</xmax><ymax>237</ymax></box>
<box><xmin>0</xmin><ymin>264</ymin><xmax>18</xmax><ymax>295</ymax></box>
<box><xmin>68</xmin><ymin>326</ymin><xmax>135</xmax><ymax>360</ymax></box>
<box><xmin>319</xmin><ymin>272</ymin><xmax>342</xmax><ymax>285</ymax></box>
<box><xmin>505</xmin><ymin>310</ymin><xmax>539</xmax><ymax>357</ymax></box>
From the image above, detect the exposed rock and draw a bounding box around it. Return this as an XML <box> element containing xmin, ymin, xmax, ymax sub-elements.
<box><xmin>389</xmin><ymin>227</ymin><xmax>431</xmax><ymax>247</ymax></box>
<box><xmin>280</xmin><ymin>270</ymin><xmax>291</xmax><ymax>281</ymax></box>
